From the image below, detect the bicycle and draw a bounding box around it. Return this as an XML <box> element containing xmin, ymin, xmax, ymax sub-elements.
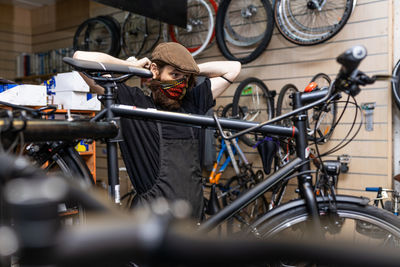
<box><xmin>0</xmin><ymin>103</ymin><xmax>118</xmax><ymax>226</ymax></box>
<box><xmin>3</xmin><ymin>161</ymin><xmax>400</xmax><ymax>266</ymax></box>
<box><xmin>365</xmin><ymin>187</ymin><xmax>400</xmax><ymax>216</ymax></box>
<box><xmin>62</xmin><ymin>46</ymin><xmax>400</xmax><ymax>250</ymax></box>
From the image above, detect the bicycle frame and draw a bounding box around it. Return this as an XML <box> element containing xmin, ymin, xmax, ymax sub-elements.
<box><xmin>91</xmin><ymin>79</ymin><xmax>326</xmax><ymax>232</ymax></box>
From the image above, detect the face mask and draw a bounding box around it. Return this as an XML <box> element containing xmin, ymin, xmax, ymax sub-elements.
<box><xmin>154</xmin><ymin>78</ymin><xmax>188</xmax><ymax>100</ymax></box>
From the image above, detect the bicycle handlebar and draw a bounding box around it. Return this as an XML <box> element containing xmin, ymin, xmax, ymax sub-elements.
<box><xmin>336</xmin><ymin>45</ymin><xmax>367</xmax><ymax>79</ymax></box>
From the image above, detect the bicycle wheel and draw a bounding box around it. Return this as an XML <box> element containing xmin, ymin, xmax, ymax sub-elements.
<box><xmin>251</xmin><ymin>199</ymin><xmax>400</xmax><ymax>264</ymax></box>
<box><xmin>276</xmin><ymin>83</ymin><xmax>298</xmax><ymax>127</ymax></box>
<box><xmin>274</xmin><ymin>0</ymin><xmax>354</xmax><ymax>45</ymax></box>
<box><xmin>27</xmin><ymin>143</ymin><xmax>94</xmax><ymax>225</ymax></box>
<box><xmin>392</xmin><ymin>59</ymin><xmax>400</xmax><ymax>110</ymax></box>
<box><xmin>169</xmin><ymin>0</ymin><xmax>215</xmax><ymax>57</ymax></box>
<box><xmin>216</xmin><ymin>0</ymin><xmax>274</xmax><ymax>64</ymax></box>
<box><xmin>222</xmin><ymin>172</ymin><xmax>267</xmax><ymax>233</ymax></box>
<box><xmin>122</xmin><ymin>13</ymin><xmax>161</xmax><ymax>57</ymax></box>
<box><xmin>232</xmin><ymin>77</ymin><xmax>275</xmax><ymax>147</ymax></box>
<box><xmin>307</xmin><ymin>73</ymin><xmax>336</xmax><ymax>143</ymax></box>
<box><xmin>73</xmin><ymin>16</ymin><xmax>120</xmax><ymax>57</ymax></box>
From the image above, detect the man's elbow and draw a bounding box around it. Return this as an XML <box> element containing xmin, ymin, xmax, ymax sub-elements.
<box><xmin>230</xmin><ymin>61</ymin><xmax>242</xmax><ymax>81</ymax></box>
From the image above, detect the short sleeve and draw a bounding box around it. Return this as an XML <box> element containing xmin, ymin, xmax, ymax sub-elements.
<box><xmin>184</xmin><ymin>78</ymin><xmax>215</xmax><ymax>115</ymax></box>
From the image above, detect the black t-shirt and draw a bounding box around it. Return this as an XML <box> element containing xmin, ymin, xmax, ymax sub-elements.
<box><xmin>116</xmin><ymin>78</ymin><xmax>215</xmax><ymax>194</ymax></box>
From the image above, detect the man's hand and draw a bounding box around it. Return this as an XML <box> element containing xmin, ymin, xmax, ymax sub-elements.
<box><xmin>126</xmin><ymin>57</ymin><xmax>152</xmax><ymax>69</ymax></box>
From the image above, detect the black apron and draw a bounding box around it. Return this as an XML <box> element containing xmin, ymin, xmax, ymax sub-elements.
<box><xmin>132</xmin><ymin>123</ymin><xmax>204</xmax><ymax>220</ymax></box>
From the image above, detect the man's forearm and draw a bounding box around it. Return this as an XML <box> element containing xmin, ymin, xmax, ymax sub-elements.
<box><xmin>198</xmin><ymin>61</ymin><xmax>241</xmax><ymax>81</ymax></box>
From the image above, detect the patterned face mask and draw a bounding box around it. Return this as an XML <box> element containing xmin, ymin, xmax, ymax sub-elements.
<box><xmin>158</xmin><ymin>78</ymin><xmax>188</xmax><ymax>100</ymax></box>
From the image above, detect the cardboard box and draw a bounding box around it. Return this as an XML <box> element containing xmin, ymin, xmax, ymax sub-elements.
<box><xmin>54</xmin><ymin>71</ymin><xmax>89</xmax><ymax>92</ymax></box>
<box><xmin>53</xmin><ymin>91</ymin><xmax>101</xmax><ymax>111</ymax></box>
<box><xmin>0</xmin><ymin>84</ymin><xmax>47</xmax><ymax>106</ymax></box>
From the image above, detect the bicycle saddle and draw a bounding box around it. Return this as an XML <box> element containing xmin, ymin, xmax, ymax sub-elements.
<box><xmin>63</xmin><ymin>57</ymin><xmax>152</xmax><ymax>78</ymax></box>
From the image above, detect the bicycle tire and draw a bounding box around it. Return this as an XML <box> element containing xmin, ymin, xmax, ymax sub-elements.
<box><xmin>307</xmin><ymin>73</ymin><xmax>336</xmax><ymax>143</ymax></box>
<box><xmin>98</xmin><ymin>15</ymin><xmax>122</xmax><ymax>57</ymax></box>
<box><xmin>31</xmin><ymin>144</ymin><xmax>94</xmax><ymax>225</ymax></box>
<box><xmin>232</xmin><ymin>77</ymin><xmax>275</xmax><ymax>147</ymax></box>
<box><xmin>222</xmin><ymin>173</ymin><xmax>268</xmax><ymax>233</ymax></box>
<box><xmin>276</xmin><ymin>83</ymin><xmax>298</xmax><ymax>127</ymax></box>
<box><xmin>221</xmin><ymin>102</ymin><xmax>245</xmax><ymax>118</ymax></box>
<box><xmin>169</xmin><ymin>0</ymin><xmax>215</xmax><ymax>57</ymax></box>
<box><xmin>274</xmin><ymin>0</ymin><xmax>354</xmax><ymax>45</ymax></box>
<box><xmin>392</xmin><ymin>59</ymin><xmax>400</xmax><ymax>110</ymax></box>
<box><xmin>251</xmin><ymin>198</ymin><xmax>400</xmax><ymax>252</ymax></box>
<box><xmin>73</xmin><ymin>16</ymin><xmax>120</xmax><ymax>57</ymax></box>
<box><xmin>215</xmin><ymin>0</ymin><xmax>274</xmax><ymax>64</ymax></box>
<box><xmin>122</xmin><ymin>13</ymin><xmax>161</xmax><ymax>57</ymax></box>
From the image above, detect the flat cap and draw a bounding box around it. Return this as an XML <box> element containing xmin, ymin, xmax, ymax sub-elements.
<box><xmin>151</xmin><ymin>42</ymin><xmax>200</xmax><ymax>75</ymax></box>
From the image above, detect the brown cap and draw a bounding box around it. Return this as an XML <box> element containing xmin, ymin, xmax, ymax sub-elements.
<box><xmin>151</xmin><ymin>42</ymin><xmax>200</xmax><ymax>75</ymax></box>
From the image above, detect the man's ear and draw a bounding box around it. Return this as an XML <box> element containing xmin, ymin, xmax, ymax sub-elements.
<box><xmin>150</xmin><ymin>63</ymin><xmax>159</xmax><ymax>79</ymax></box>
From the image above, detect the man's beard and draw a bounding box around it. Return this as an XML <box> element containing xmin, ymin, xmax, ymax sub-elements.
<box><xmin>151</xmin><ymin>86</ymin><xmax>182</xmax><ymax>111</ymax></box>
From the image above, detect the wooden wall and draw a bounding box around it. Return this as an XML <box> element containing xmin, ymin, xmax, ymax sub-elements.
<box><xmin>195</xmin><ymin>0</ymin><xmax>393</xmax><ymax>199</ymax></box>
<box><xmin>0</xmin><ymin>3</ymin><xmax>31</xmax><ymax>79</ymax></box>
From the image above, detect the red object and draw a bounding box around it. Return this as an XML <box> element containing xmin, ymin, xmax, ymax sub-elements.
<box><xmin>304</xmin><ymin>82</ymin><xmax>318</xmax><ymax>92</ymax></box>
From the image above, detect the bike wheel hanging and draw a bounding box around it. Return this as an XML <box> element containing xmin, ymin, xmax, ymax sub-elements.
<box><xmin>274</xmin><ymin>0</ymin><xmax>354</xmax><ymax>45</ymax></box>
<box><xmin>216</xmin><ymin>0</ymin><xmax>274</xmax><ymax>64</ymax></box>
<box><xmin>276</xmin><ymin>83</ymin><xmax>299</xmax><ymax>127</ymax></box>
<box><xmin>121</xmin><ymin>13</ymin><xmax>161</xmax><ymax>57</ymax></box>
<box><xmin>232</xmin><ymin>77</ymin><xmax>275</xmax><ymax>147</ymax></box>
<box><xmin>73</xmin><ymin>16</ymin><xmax>121</xmax><ymax>57</ymax></box>
<box><xmin>307</xmin><ymin>72</ymin><xmax>336</xmax><ymax>143</ymax></box>
<box><xmin>392</xmin><ymin>59</ymin><xmax>400</xmax><ymax>110</ymax></box>
<box><xmin>169</xmin><ymin>0</ymin><xmax>215</xmax><ymax>57</ymax></box>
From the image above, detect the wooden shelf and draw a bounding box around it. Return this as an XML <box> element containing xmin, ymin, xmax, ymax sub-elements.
<box><xmin>79</xmin><ymin>152</ymin><xmax>93</xmax><ymax>156</ymax></box>
<box><xmin>14</xmin><ymin>73</ymin><xmax>55</xmax><ymax>84</ymax></box>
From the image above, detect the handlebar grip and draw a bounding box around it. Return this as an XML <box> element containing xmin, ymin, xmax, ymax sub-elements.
<box><xmin>337</xmin><ymin>45</ymin><xmax>367</xmax><ymax>79</ymax></box>
<box><xmin>365</xmin><ymin>187</ymin><xmax>381</xmax><ymax>192</ymax></box>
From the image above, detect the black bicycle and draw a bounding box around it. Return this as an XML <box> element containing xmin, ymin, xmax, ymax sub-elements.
<box><xmin>2</xmin><ymin>158</ymin><xmax>400</xmax><ymax>267</ymax></box>
<box><xmin>59</xmin><ymin>45</ymin><xmax>400</xmax><ymax>251</ymax></box>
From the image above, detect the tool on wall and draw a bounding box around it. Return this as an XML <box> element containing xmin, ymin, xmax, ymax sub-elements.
<box><xmin>361</xmin><ymin>102</ymin><xmax>376</xmax><ymax>131</ymax></box>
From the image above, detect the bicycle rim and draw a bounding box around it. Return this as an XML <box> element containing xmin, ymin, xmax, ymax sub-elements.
<box><xmin>275</xmin><ymin>0</ymin><xmax>354</xmax><ymax>45</ymax></box>
<box><xmin>276</xmin><ymin>83</ymin><xmax>299</xmax><ymax>127</ymax></box>
<box><xmin>232</xmin><ymin>77</ymin><xmax>274</xmax><ymax>147</ymax></box>
<box><xmin>392</xmin><ymin>59</ymin><xmax>400</xmax><ymax>110</ymax></box>
<box><xmin>122</xmin><ymin>13</ymin><xmax>161</xmax><ymax>57</ymax></box>
<box><xmin>307</xmin><ymin>100</ymin><xmax>337</xmax><ymax>143</ymax></box>
<box><xmin>169</xmin><ymin>0</ymin><xmax>214</xmax><ymax>57</ymax></box>
<box><xmin>44</xmin><ymin>147</ymin><xmax>94</xmax><ymax>225</ymax></box>
<box><xmin>222</xmin><ymin>175</ymin><xmax>268</xmax><ymax>233</ymax></box>
<box><xmin>216</xmin><ymin>0</ymin><xmax>274</xmax><ymax>64</ymax></box>
<box><xmin>255</xmin><ymin>202</ymin><xmax>400</xmax><ymax>247</ymax></box>
<box><xmin>73</xmin><ymin>17</ymin><xmax>118</xmax><ymax>56</ymax></box>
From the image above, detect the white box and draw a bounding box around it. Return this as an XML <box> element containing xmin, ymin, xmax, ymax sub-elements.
<box><xmin>0</xmin><ymin>85</ymin><xmax>47</xmax><ymax>106</ymax></box>
<box><xmin>53</xmin><ymin>91</ymin><xmax>101</xmax><ymax>111</ymax></box>
<box><xmin>54</xmin><ymin>71</ymin><xmax>89</xmax><ymax>92</ymax></box>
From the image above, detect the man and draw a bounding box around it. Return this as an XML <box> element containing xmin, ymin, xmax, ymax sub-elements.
<box><xmin>74</xmin><ymin>42</ymin><xmax>241</xmax><ymax>220</ymax></box>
